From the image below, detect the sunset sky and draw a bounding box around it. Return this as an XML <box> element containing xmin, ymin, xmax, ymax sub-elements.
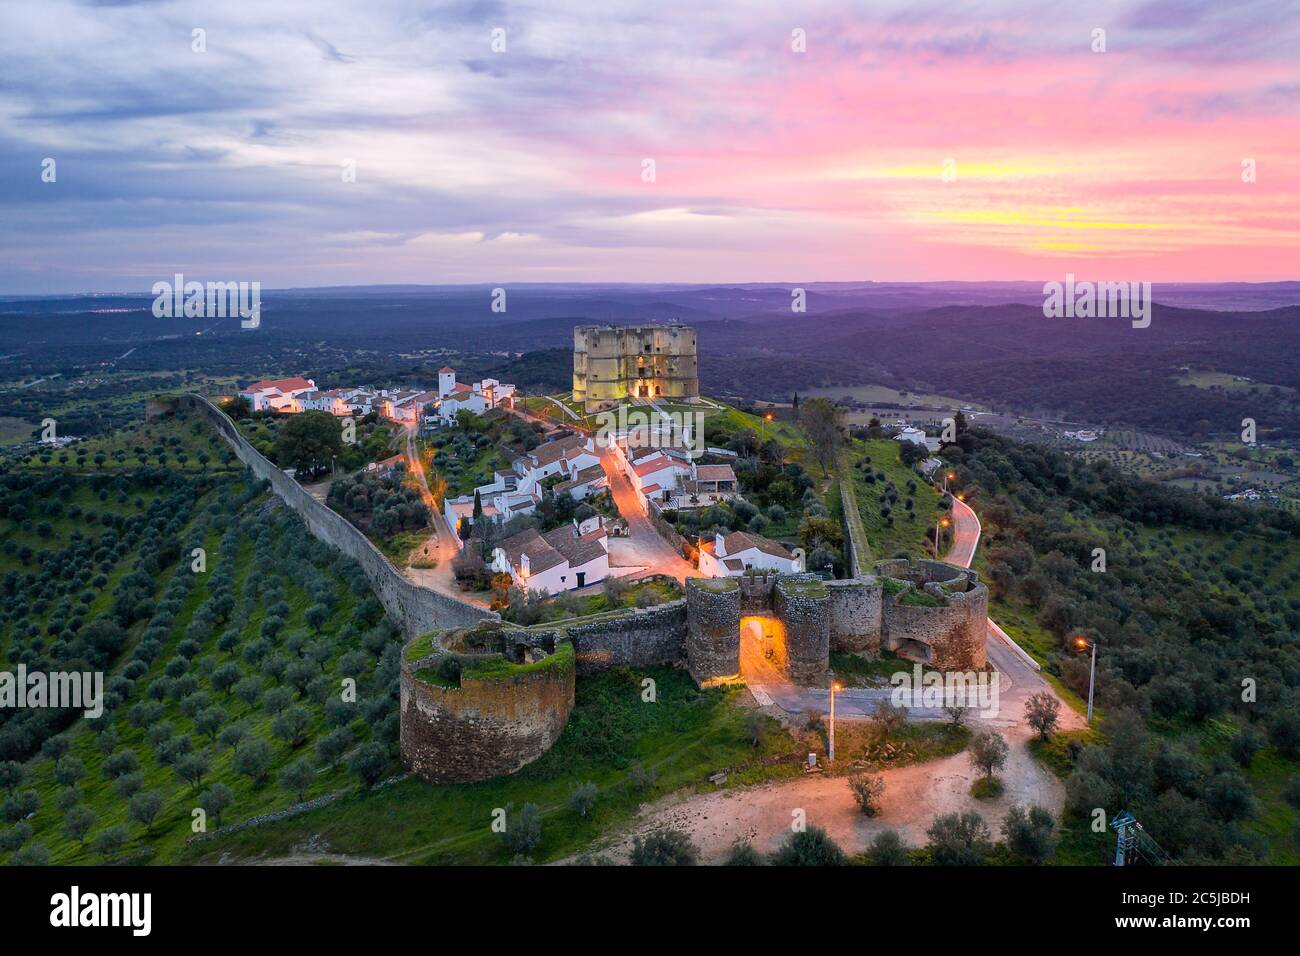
<box><xmin>3</xmin><ymin>0</ymin><xmax>1299</xmax><ymax>292</ymax></box>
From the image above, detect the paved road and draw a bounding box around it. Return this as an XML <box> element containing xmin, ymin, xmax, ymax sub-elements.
<box><xmin>599</xmin><ymin>448</ymin><xmax>697</xmax><ymax>583</ymax></box>
<box><xmin>399</xmin><ymin>425</ymin><xmax>489</xmax><ymax>608</ymax></box>
<box><xmin>750</xmin><ymin>488</ymin><xmax>1082</xmax><ymax>733</ymax></box>
<box><xmin>946</xmin><ymin>493</ymin><xmax>981</xmax><ymax>567</ymax></box>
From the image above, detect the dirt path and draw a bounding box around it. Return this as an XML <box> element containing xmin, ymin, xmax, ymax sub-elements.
<box><xmin>570</xmin><ymin>715</ymin><xmax>1063</xmax><ymax>864</ymax></box>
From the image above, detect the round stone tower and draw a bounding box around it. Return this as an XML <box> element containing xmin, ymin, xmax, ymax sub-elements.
<box><xmin>685</xmin><ymin>577</ymin><xmax>740</xmax><ymax>685</ymax></box>
<box><xmin>774</xmin><ymin>576</ymin><xmax>831</xmax><ymax>685</ymax></box>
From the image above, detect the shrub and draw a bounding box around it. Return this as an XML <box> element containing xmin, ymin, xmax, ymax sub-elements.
<box><xmin>848</xmin><ymin>773</ymin><xmax>885</xmax><ymax>816</ymax></box>
<box><xmin>91</xmin><ymin>824</ymin><xmax>130</xmax><ymax>860</ymax></box>
<box><xmin>279</xmin><ymin>759</ymin><xmax>316</xmax><ymax>802</ymax></box>
<box><xmin>1025</xmin><ymin>692</ymin><xmax>1060</xmax><ymax>741</ymax></box>
<box><xmin>348</xmin><ymin>742</ymin><xmax>390</xmax><ymax>788</ymax></box>
<box><xmin>0</xmin><ymin>821</ymin><xmax>33</xmax><ymax>852</ymax></box>
<box><xmin>567</xmin><ymin>782</ymin><xmax>598</xmax><ymax>819</ymax></box>
<box><xmin>771</xmin><ymin>826</ymin><xmax>845</xmax><ymax>866</ymax></box>
<box><xmin>868</xmin><ymin>829</ymin><xmax>910</xmax><ymax>866</ymax></box>
<box><xmin>723</xmin><ymin>840</ymin><xmax>764</xmax><ymax>865</ymax></box>
<box><xmin>499</xmin><ymin>803</ymin><xmax>542</xmax><ymax>856</ymax></box>
<box><xmin>969</xmin><ymin>730</ymin><xmax>1008</xmax><ymax>780</ymax></box>
<box><xmin>629</xmin><ymin>763</ymin><xmax>657</xmax><ymax>792</ymax></box>
<box><xmin>128</xmin><ymin>790</ymin><xmax>165</xmax><ymax>832</ymax></box>
<box><xmin>630</xmin><ymin>827</ymin><xmax>699</xmax><ymax>866</ymax></box>
<box><xmin>198</xmin><ymin>783</ymin><xmax>234</xmax><ymax>827</ymax></box>
<box><xmin>232</xmin><ymin>739</ymin><xmax>273</xmax><ymax>785</ymax></box>
<box><xmin>926</xmin><ymin>811</ymin><xmax>992</xmax><ymax>865</ymax></box>
<box><xmin>1230</xmin><ymin>727</ymin><xmax>1266</xmax><ymax>768</ymax></box>
<box><xmin>1002</xmin><ymin>804</ymin><xmax>1058</xmax><ymax>864</ymax></box>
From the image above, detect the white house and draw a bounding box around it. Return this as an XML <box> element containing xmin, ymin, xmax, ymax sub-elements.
<box><xmin>894</xmin><ymin>426</ymin><xmax>942</xmax><ymax>453</ymax></box>
<box><xmin>554</xmin><ymin>465</ymin><xmax>607</xmax><ymax>501</ymax></box>
<box><xmin>435</xmin><ymin>367</ymin><xmax>517</xmax><ymax>424</ymax></box>
<box><xmin>442</xmin><ymin>434</ymin><xmax>603</xmax><ymax>545</ymax></box>
<box><xmin>443</xmin><ymin>494</ymin><xmax>503</xmax><ymax>543</ymax></box>
<box><xmin>514</xmin><ymin>434</ymin><xmax>600</xmax><ymax>486</ymax></box>
<box><xmin>665</xmin><ymin>463</ymin><xmax>738</xmax><ymax>510</ymax></box>
<box><xmin>629</xmin><ymin>451</ymin><xmax>689</xmax><ymax>508</ymax></box>
<box><xmin>490</xmin><ymin>520</ymin><xmax>610</xmax><ymax>595</ymax></box>
<box><xmin>366</xmin><ymin>454</ymin><xmax>405</xmax><ymax>476</ymax></box>
<box><xmin>383</xmin><ymin>389</ymin><xmax>441</xmax><ymax>426</ymax></box>
<box><xmin>615</xmin><ymin>441</ymin><xmax>738</xmax><ymax>512</ymax></box>
<box><xmin>240</xmin><ymin>377</ymin><xmax>316</xmax><ymax>412</ymax></box>
<box><xmin>698</xmin><ymin>530</ymin><xmax>802</xmax><ymax>578</ymax></box>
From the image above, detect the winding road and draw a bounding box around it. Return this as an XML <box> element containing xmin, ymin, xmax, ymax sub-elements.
<box><xmin>574</xmin><ymin>480</ymin><xmax>1082</xmax><ymax>863</ymax></box>
<box><xmin>747</xmin><ymin>488</ymin><xmax>1078</xmax><ymax>734</ymax></box>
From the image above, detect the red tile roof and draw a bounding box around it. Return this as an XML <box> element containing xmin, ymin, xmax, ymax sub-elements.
<box><xmin>633</xmin><ymin>453</ymin><xmax>680</xmax><ymax>478</ymax></box>
<box><xmin>245</xmin><ymin>377</ymin><xmax>313</xmax><ymax>393</ymax></box>
<box><xmin>719</xmin><ymin>531</ymin><xmax>794</xmax><ymax>561</ymax></box>
<box><xmin>695</xmin><ymin>464</ymin><xmax>736</xmax><ymax>481</ymax></box>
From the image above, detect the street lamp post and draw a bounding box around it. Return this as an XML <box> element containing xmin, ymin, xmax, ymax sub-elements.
<box><xmin>934</xmin><ymin>515</ymin><xmax>950</xmax><ymax>556</ymax></box>
<box><xmin>943</xmin><ymin>470</ymin><xmax>956</xmax><ymax>494</ymax></box>
<box><xmin>828</xmin><ymin>682</ymin><xmax>841</xmax><ymax>761</ymax></box>
<box><xmin>1075</xmin><ymin>636</ymin><xmax>1097</xmax><ymax>724</ymax></box>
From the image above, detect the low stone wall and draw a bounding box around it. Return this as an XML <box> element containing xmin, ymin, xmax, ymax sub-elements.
<box><xmin>837</xmin><ymin>464</ymin><xmax>872</xmax><ymax>576</ymax></box>
<box><xmin>400</xmin><ymin>644</ymin><xmax>575</xmax><ymax>783</ymax></box>
<box><xmin>774</xmin><ymin>576</ymin><xmax>830</xmax><ymax>684</ymax></box>
<box><xmin>647</xmin><ymin>500</ymin><xmax>690</xmax><ymax>557</ymax></box>
<box><xmin>686</xmin><ymin>577</ymin><xmax>740</xmax><ymax>684</ymax></box>
<box><xmin>876</xmin><ymin>558</ymin><xmax>966</xmax><ymax>589</ymax></box>
<box><xmin>161</xmin><ymin>393</ymin><xmax>494</xmax><ymax>638</ymax></box>
<box><xmin>560</xmin><ymin>599</ymin><xmax>688</xmax><ymax>675</ymax></box>
<box><xmin>825</xmin><ymin>578</ymin><xmax>883</xmax><ymax>655</ymax></box>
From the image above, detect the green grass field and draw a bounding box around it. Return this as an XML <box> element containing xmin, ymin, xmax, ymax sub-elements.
<box><xmin>843</xmin><ymin>438</ymin><xmax>943</xmax><ymax>560</ymax></box>
<box><xmin>186</xmin><ymin>668</ymin><xmax>799</xmax><ymax>864</ymax></box>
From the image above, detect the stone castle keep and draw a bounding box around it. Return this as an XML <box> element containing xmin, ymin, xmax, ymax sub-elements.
<box><xmin>571</xmin><ymin>322</ymin><xmax>700</xmax><ymax>413</ymax></box>
<box><xmin>400</xmin><ymin>559</ymin><xmax>988</xmax><ymax>784</ymax></box>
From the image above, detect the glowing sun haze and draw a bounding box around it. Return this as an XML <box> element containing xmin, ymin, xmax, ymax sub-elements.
<box><xmin>2</xmin><ymin>0</ymin><xmax>1298</xmax><ymax>292</ymax></box>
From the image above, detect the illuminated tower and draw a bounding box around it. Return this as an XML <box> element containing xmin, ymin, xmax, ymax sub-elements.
<box><xmin>572</xmin><ymin>323</ymin><xmax>699</xmax><ymax>413</ymax></box>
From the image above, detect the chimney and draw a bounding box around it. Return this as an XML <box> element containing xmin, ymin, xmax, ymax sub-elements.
<box><xmin>715</xmin><ymin>532</ymin><xmax>726</xmax><ymax>556</ymax></box>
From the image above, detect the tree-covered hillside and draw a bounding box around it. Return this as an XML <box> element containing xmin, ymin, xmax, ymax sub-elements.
<box><xmin>0</xmin><ymin>462</ymin><xmax>401</xmax><ymax>864</ymax></box>
<box><xmin>946</xmin><ymin>429</ymin><xmax>1300</xmax><ymax>863</ymax></box>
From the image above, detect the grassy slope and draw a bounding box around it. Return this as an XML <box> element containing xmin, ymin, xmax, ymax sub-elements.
<box><xmin>844</xmin><ymin>437</ymin><xmax>943</xmax><ymax>560</ymax></box>
<box><xmin>188</xmin><ymin>668</ymin><xmax>799</xmax><ymax>864</ymax></box>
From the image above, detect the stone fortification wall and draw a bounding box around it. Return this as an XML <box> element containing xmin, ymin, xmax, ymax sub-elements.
<box><xmin>160</xmin><ymin>394</ymin><xmax>494</xmax><ymax>638</ymax></box>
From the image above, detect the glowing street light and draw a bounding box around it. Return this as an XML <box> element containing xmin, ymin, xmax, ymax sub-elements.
<box><xmin>1074</xmin><ymin>636</ymin><xmax>1097</xmax><ymax>724</ymax></box>
<box><xmin>828</xmin><ymin>681</ymin><xmax>843</xmax><ymax>761</ymax></box>
<box><xmin>934</xmin><ymin>514</ymin><xmax>951</xmax><ymax>555</ymax></box>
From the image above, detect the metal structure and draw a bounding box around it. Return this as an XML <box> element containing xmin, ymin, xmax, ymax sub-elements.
<box><xmin>1109</xmin><ymin>810</ymin><xmax>1170</xmax><ymax>866</ymax></box>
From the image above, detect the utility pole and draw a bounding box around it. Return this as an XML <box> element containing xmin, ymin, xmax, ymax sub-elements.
<box><xmin>1086</xmin><ymin>639</ymin><xmax>1096</xmax><ymax>724</ymax></box>
<box><xmin>1074</xmin><ymin>636</ymin><xmax>1097</xmax><ymax>724</ymax></box>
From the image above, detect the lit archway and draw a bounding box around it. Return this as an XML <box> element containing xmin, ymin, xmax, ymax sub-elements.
<box><xmin>740</xmin><ymin>614</ymin><xmax>788</xmax><ymax>680</ymax></box>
